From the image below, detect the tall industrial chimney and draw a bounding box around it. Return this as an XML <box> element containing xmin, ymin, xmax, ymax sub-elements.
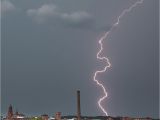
<box><xmin>77</xmin><ymin>90</ymin><xmax>81</xmax><ymax>120</ymax></box>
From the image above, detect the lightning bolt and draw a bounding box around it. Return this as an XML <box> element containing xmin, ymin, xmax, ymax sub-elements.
<box><xmin>93</xmin><ymin>0</ymin><xmax>144</xmax><ymax>116</ymax></box>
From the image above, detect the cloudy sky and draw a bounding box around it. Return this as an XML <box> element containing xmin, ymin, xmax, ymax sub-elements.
<box><xmin>1</xmin><ymin>0</ymin><xmax>159</xmax><ymax>118</ymax></box>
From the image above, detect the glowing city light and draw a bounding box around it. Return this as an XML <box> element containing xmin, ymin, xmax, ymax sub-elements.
<box><xmin>93</xmin><ymin>0</ymin><xmax>144</xmax><ymax>116</ymax></box>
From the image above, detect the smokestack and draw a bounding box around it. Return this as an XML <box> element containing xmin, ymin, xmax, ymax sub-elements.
<box><xmin>77</xmin><ymin>90</ymin><xmax>81</xmax><ymax>120</ymax></box>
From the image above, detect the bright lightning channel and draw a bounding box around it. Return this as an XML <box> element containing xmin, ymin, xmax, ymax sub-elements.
<box><xmin>93</xmin><ymin>0</ymin><xmax>144</xmax><ymax>116</ymax></box>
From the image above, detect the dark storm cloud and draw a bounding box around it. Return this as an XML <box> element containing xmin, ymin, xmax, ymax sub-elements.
<box><xmin>27</xmin><ymin>4</ymin><xmax>58</xmax><ymax>24</ymax></box>
<box><xmin>60</xmin><ymin>11</ymin><xmax>94</xmax><ymax>29</ymax></box>
<box><xmin>1</xmin><ymin>0</ymin><xmax>15</xmax><ymax>13</ymax></box>
<box><xmin>27</xmin><ymin>4</ymin><xmax>94</xmax><ymax>29</ymax></box>
<box><xmin>26</xmin><ymin>3</ymin><xmax>112</xmax><ymax>31</ymax></box>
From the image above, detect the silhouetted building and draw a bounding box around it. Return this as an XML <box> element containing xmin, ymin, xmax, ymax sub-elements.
<box><xmin>77</xmin><ymin>90</ymin><xmax>81</xmax><ymax>120</ymax></box>
<box><xmin>7</xmin><ymin>105</ymin><xmax>13</xmax><ymax>119</ymax></box>
<box><xmin>134</xmin><ymin>118</ymin><xmax>152</xmax><ymax>120</ymax></box>
<box><xmin>41</xmin><ymin>114</ymin><xmax>49</xmax><ymax>120</ymax></box>
<box><xmin>55</xmin><ymin>112</ymin><xmax>61</xmax><ymax>120</ymax></box>
<box><xmin>121</xmin><ymin>117</ymin><xmax>132</xmax><ymax>120</ymax></box>
<box><xmin>4</xmin><ymin>105</ymin><xmax>29</xmax><ymax>120</ymax></box>
<box><xmin>6</xmin><ymin>104</ymin><xmax>13</xmax><ymax>120</ymax></box>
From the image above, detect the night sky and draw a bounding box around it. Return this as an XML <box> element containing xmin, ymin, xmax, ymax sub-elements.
<box><xmin>1</xmin><ymin>0</ymin><xmax>159</xmax><ymax>118</ymax></box>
